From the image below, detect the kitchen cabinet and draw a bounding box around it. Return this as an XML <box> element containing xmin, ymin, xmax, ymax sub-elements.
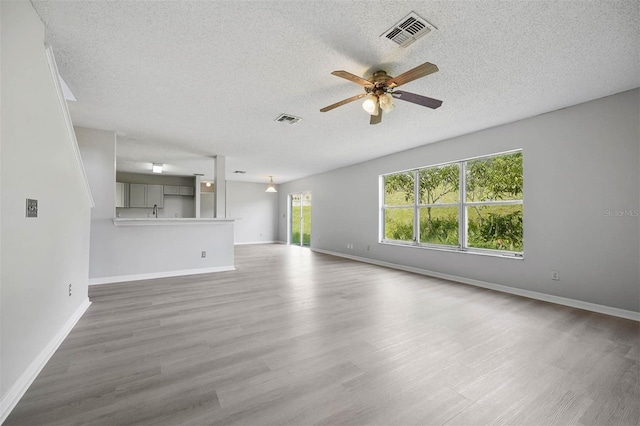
<box><xmin>163</xmin><ymin>185</ymin><xmax>180</xmax><ymax>195</ymax></box>
<box><xmin>116</xmin><ymin>182</ymin><xmax>129</xmax><ymax>208</ymax></box>
<box><xmin>147</xmin><ymin>185</ymin><xmax>164</xmax><ymax>208</ymax></box>
<box><xmin>129</xmin><ymin>184</ymin><xmax>146</xmax><ymax>208</ymax></box>
<box><xmin>164</xmin><ymin>185</ymin><xmax>194</xmax><ymax>196</ymax></box>
<box><xmin>129</xmin><ymin>183</ymin><xmax>164</xmax><ymax>208</ymax></box>
<box><xmin>179</xmin><ymin>186</ymin><xmax>194</xmax><ymax>196</ymax></box>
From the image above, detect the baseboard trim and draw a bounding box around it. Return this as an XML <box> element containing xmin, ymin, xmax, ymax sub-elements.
<box><xmin>234</xmin><ymin>241</ymin><xmax>278</xmax><ymax>246</ymax></box>
<box><xmin>88</xmin><ymin>265</ymin><xmax>236</xmax><ymax>285</ymax></box>
<box><xmin>312</xmin><ymin>248</ymin><xmax>640</xmax><ymax>322</ymax></box>
<box><xmin>0</xmin><ymin>298</ymin><xmax>92</xmax><ymax>424</ymax></box>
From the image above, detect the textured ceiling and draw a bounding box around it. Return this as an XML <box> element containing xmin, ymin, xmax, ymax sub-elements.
<box><xmin>32</xmin><ymin>1</ymin><xmax>639</xmax><ymax>183</ymax></box>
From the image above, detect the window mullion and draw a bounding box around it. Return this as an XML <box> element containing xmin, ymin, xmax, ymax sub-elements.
<box><xmin>459</xmin><ymin>161</ymin><xmax>467</xmax><ymax>250</ymax></box>
<box><xmin>415</xmin><ymin>170</ymin><xmax>420</xmax><ymax>244</ymax></box>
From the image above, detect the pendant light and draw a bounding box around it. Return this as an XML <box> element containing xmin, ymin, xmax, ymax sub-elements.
<box><xmin>265</xmin><ymin>176</ymin><xmax>277</xmax><ymax>193</ymax></box>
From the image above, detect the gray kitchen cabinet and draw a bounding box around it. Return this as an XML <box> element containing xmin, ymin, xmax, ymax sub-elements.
<box><xmin>129</xmin><ymin>183</ymin><xmax>147</xmax><ymax>208</ymax></box>
<box><xmin>147</xmin><ymin>184</ymin><xmax>164</xmax><ymax>208</ymax></box>
<box><xmin>163</xmin><ymin>185</ymin><xmax>180</xmax><ymax>195</ymax></box>
<box><xmin>179</xmin><ymin>186</ymin><xmax>194</xmax><ymax>196</ymax></box>
<box><xmin>129</xmin><ymin>183</ymin><xmax>163</xmax><ymax>208</ymax></box>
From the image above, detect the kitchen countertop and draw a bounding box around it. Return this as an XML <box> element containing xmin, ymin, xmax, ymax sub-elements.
<box><xmin>113</xmin><ymin>217</ymin><xmax>235</xmax><ymax>226</ymax></box>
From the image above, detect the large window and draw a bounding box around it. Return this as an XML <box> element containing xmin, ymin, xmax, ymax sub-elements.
<box><xmin>381</xmin><ymin>151</ymin><xmax>523</xmax><ymax>256</ymax></box>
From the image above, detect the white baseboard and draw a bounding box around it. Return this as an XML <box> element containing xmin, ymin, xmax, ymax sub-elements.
<box><xmin>312</xmin><ymin>248</ymin><xmax>640</xmax><ymax>322</ymax></box>
<box><xmin>0</xmin><ymin>298</ymin><xmax>91</xmax><ymax>424</ymax></box>
<box><xmin>234</xmin><ymin>241</ymin><xmax>278</xmax><ymax>246</ymax></box>
<box><xmin>88</xmin><ymin>265</ymin><xmax>236</xmax><ymax>285</ymax></box>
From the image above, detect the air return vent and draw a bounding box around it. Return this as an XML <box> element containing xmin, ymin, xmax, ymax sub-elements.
<box><xmin>381</xmin><ymin>12</ymin><xmax>436</xmax><ymax>48</ymax></box>
<box><xmin>275</xmin><ymin>114</ymin><xmax>302</xmax><ymax>125</ymax></box>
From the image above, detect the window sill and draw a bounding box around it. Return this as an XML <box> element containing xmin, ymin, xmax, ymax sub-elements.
<box><xmin>379</xmin><ymin>240</ymin><xmax>524</xmax><ymax>260</ymax></box>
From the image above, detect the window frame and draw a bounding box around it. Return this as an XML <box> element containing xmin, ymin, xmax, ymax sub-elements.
<box><xmin>380</xmin><ymin>150</ymin><xmax>523</xmax><ymax>258</ymax></box>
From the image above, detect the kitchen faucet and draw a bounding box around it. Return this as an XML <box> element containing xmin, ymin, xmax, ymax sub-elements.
<box><xmin>153</xmin><ymin>204</ymin><xmax>158</xmax><ymax>218</ymax></box>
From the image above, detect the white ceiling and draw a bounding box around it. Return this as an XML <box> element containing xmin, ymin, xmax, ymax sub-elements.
<box><xmin>32</xmin><ymin>1</ymin><xmax>639</xmax><ymax>183</ymax></box>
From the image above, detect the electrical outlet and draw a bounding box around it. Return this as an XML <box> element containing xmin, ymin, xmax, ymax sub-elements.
<box><xmin>551</xmin><ymin>270</ymin><xmax>560</xmax><ymax>281</ymax></box>
<box><xmin>68</xmin><ymin>283</ymin><xmax>72</xmax><ymax>297</ymax></box>
<box><xmin>201</xmin><ymin>251</ymin><xmax>206</xmax><ymax>258</ymax></box>
<box><xmin>26</xmin><ymin>199</ymin><xmax>38</xmax><ymax>218</ymax></box>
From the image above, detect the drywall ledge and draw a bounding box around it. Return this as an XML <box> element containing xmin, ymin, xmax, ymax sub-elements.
<box><xmin>312</xmin><ymin>248</ymin><xmax>640</xmax><ymax>322</ymax></box>
<box><xmin>0</xmin><ymin>299</ymin><xmax>92</xmax><ymax>424</ymax></box>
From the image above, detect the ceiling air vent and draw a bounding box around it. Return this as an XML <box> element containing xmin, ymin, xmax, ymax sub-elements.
<box><xmin>275</xmin><ymin>114</ymin><xmax>302</xmax><ymax>125</ymax></box>
<box><xmin>381</xmin><ymin>12</ymin><xmax>436</xmax><ymax>48</ymax></box>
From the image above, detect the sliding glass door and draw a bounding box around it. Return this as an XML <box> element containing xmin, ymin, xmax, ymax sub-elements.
<box><xmin>289</xmin><ymin>192</ymin><xmax>311</xmax><ymax>247</ymax></box>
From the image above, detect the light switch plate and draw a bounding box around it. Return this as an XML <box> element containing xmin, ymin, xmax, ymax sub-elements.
<box><xmin>26</xmin><ymin>199</ymin><xmax>38</xmax><ymax>218</ymax></box>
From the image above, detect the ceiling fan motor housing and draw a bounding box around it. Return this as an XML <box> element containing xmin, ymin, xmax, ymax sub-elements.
<box><xmin>367</xmin><ymin>71</ymin><xmax>393</xmax><ymax>96</ymax></box>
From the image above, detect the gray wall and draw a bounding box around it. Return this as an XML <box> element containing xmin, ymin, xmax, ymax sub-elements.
<box><xmin>75</xmin><ymin>127</ymin><xmax>117</xmax><ymax>277</ymax></box>
<box><xmin>1</xmin><ymin>0</ymin><xmax>92</xmax><ymax>410</ymax></box>
<box><xmin>278</xmin><ymin>90</ymin><xmax>640</xmax><ymax>313</ymax></box>
<box><xmin>227</xmin><ymin>181</ymin><xmax>279</xmax><ymax>244</ymax></box>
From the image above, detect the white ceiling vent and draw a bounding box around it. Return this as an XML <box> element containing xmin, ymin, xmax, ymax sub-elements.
<box><xmin>275</xmin><ymin>114</ymin><xmax>302</xmax><ymax>125</ymax></box>
<box><xmin>381</xmin><ymin>12</ymin><xmax>436</xmax><ymax>48</ymax></box>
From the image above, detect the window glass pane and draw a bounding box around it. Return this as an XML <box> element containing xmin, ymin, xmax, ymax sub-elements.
<box><xmin>384</xmin><ymin>208</ymin><xmax>414</xmax><ymax>242</ymax></box>
<box><xmin>419</xmin><ymin>206</ymin><xmax>459</xmax><ymax>246</ymax></box>
<box><xmin>419</xmin><ymin>164</ymin><xmax>460</xmax><ymax>205</ymax></box>
<box><xmin>466</xmin><ymin>152</ymin><xmax>523</xmax><ymax>202</ymax></box>
<box><xmin>467</xmin><ymin>204</ymin><xmax>523</xmax><ymax>252</ymax></box>
<box><xmin>302</xmin><ymin>193</ymin><xmax>311</xmax><ymax>246</ymax></box>
<box><xmin>384</xmin><ymin>172</ymin><xmax>414</xmax><ymax>206</ymax></box>
<box><xmin>291</xmin><ymin>194</ymin><xmax>301</xmax><ymax>245</ymax></box>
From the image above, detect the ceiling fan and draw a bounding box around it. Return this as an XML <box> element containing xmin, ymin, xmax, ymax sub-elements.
<box><xmin>320</xmin><ymin>61</ymin><xmax>442</xmax><ymax>125</ymax></box>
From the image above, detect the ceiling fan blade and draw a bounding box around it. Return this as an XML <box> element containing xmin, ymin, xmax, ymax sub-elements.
<box><xmin>370</xmin><ymin>110</ymin><xmax>382</xmax><ymax>125</ymax></box>
<box><xmin>320</xmin><ymin>93</ymin><xmax>366</xmax><ymax>112</ymax></box>
<box><xmin>391</xmin><ymin>90</ymin><xmax>443</xmax><ymax>109</ymax></box>
<box><xmin>387</xmin><ymin>62</ymin><xmax>439</xmax><ymax>88</ymax></box>
<box><xmin>331</xmin><ymin>70</ymin><xmax>373</xmax><ymax>87</ymax></box>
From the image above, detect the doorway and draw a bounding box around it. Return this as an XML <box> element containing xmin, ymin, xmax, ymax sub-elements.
<box><xmin>289</xmin><ymin>192</ymin><xmax>311</xmax><ymax>247</ymax></box>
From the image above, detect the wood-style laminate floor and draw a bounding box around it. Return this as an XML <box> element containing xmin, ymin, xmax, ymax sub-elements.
<box><xmin>6</xmin><ymin>244</ymin><xmax>639</xmax><ymax>425</ymax></box>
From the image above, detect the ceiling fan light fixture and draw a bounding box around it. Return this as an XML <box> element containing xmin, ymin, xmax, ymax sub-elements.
<box><xmin>379</xmin><ymin>93</ymin><xmax>395</xmax><ymax>112</ymax></box>
<box><xmin>362</xmin><ymin>94</ymin><xmax>379</xmax><ymax>115</ymax></box>
<box><xmin>265</xmin><ymin>176</ymin><xmax>277</xmax><ymax>193</ymax></box>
